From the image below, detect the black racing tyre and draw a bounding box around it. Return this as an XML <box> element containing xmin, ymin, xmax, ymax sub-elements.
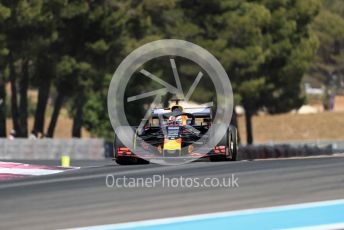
<box><xmin>228</xmin><ymin>125</ymin><xmax>238</xmax><ymax>161</ymax></box>
<box><xmin>210</xmin><ymin>125</ymin><xmax>238</xmax><ymax>162</ymax></box>
<box><xmin>210</xmin><ymin>124</ymin><xmax>228</xmax><ymax>162</ymax></box>
<box><xmin>116</xmin><ymin>156</ymin><xmax>149</xmax><ymax>165</ymax></box>
<box><xmin>209</xmin><ymin>155</ymin><xmax>227</xmax><ymax>162</ymax></box>
<box><xmin>114</xmin><ymin>126</ymin><xmax>149</xmax><ymax>165</ymax></box>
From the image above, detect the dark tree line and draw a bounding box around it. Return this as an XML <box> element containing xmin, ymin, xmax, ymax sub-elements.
<box><xmin>0</xmin><ymin>0</ymin><xmax>337</xmax><ymax>143</ymax></box>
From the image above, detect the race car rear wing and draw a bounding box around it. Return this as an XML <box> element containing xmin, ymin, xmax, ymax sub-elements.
<box><xmin>152</xmin><ymin>107</ymin><xmax>212</xmax><ymax>118</ymax></box>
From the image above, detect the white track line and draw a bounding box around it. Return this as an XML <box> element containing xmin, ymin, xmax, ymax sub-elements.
<box><xmin>0</xmin><ymin>168</ymin><xmax>64</xmax><ymax>176</ymax></box>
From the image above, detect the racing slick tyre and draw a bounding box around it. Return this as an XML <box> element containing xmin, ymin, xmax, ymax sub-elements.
<box><xmin>228</xmin><ymin>125</ymin><xmax>238</xmax><ymax>161</ymax></box>
<box><xmin>210</xmin><ymin>125</ymin><xmax>238</xmax><ymax>162</ymax></box>
<box><xmin>114</xmin><ymin>126</ymin><xmax>149</xmax><ymax>165</ymax></box>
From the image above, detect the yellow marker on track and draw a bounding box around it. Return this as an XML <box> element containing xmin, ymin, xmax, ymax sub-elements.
<box><xmin>61</xmin><ymin>155</ymin><xmax>71</xmax><ymax>167</ymax></box>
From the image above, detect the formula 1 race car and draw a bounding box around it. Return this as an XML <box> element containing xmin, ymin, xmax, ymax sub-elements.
<box><xmin>113</xmin><ymin>101</ymin><xmax>238</xmax><ymax>165</ymax></box>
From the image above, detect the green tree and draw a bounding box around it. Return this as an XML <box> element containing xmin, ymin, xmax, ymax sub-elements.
<box><xmin>0</xmin><ymin>3</ymin><xmax>11</xmax><ymax>137</ymax></box>
<box><xmin>82</xmin><ymin>0</ymin><xmax>193</xmax><ymax>139</ymax></box>
<box><xmin>44</xmin><ymin>0</ymin><xmax>89</xmax><ymax>137</ymax></box>
<box><xmin>306</xmin><ymin>0</ymin><xmax>344</xmax><ymax>98</ymax></box>
<box><xmin>2</xmin><ymin>0</ymin><xmax>45</xmax><ymax>137</ymax></box>
<box><xmin>83</xmin><ymin>0</ymin><xmax>320</xmax><ymax>144</ymax></box>
<box><xmin>182</xmin><ymin>0</ymin><xmax>320</xmax><ymax>144</ymax></box>
<box><xmin>246</xmin><ymin>0</ymin><xmax>319</xmax><ymax>144</ymax></box>
<box><xmin>0</xmin><ymin>0</ymin><xmax>323</xmax><ymax>142</ymax></box>
<box><xmin>30</xmin><ymin>0</ymin><xmax>64</xmax><ymax>136</ymax></box>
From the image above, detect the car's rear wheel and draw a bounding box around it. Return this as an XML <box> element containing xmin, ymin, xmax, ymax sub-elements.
<box><xmin>116</xmin><ymin>156</ymin><xmax>148</xmax><ymax>165</ymax></box>
<box><xmin>210</xmin><ymin>125</ymin><xmax>238</xmax><ymax>162</ymax></box>
<box><xmin>228</xmin><ymin>125</ymin><xmax>238</xmax><ymax>161</ymax></box>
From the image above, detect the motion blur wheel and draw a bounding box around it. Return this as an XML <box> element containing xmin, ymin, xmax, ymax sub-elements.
<box><xmin>114</xmin><ymin>127</ymin><xmax>149</xmax><ymax>165</ymax></box>
<box><xmin>228</xmin><ymin>125</ymin><xmax>238</xmax><ymax>161</ymax></box>
<box><xmin>210</xmin><ymin>125</ymin><xmax>238</xmax><ymax>162</ymax></box>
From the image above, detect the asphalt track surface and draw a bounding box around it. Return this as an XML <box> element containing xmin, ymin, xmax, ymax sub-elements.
<box><xmin>0</xmin><ymin>156</ymin><xmax>344</xmax><ymax>229</ymax></box>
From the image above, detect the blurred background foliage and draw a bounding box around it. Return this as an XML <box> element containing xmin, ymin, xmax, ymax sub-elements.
<box><xmin>0</xmin><ymin>0</ymin><xmax>343</xmax><ymax>143</ymax></box>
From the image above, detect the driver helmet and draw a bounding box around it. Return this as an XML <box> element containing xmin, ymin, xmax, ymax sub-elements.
<box><xmin>170</xmin><ymin>105</ymin><xmax>187</xmax><ymax>125</ymax></box>
<box><xmin>171</xmin><ymin>105</ymin><xmax>183</xmax><ymax>114</ymax></box>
